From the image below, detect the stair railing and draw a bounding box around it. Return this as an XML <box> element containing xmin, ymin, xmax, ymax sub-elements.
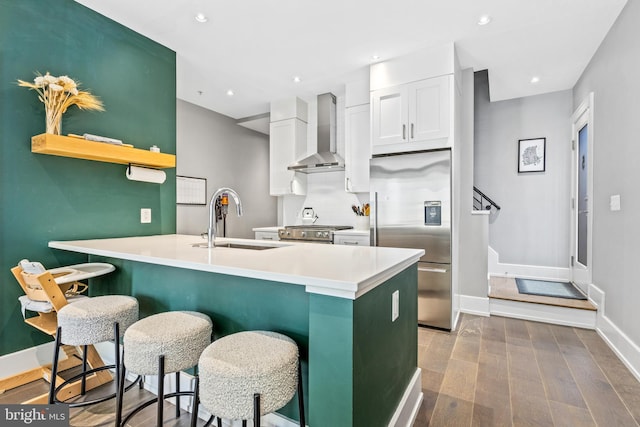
<box><xmin>473</xmin><ymin>186</ymin><xmax>501</xmax><ymax>211</ymax></box>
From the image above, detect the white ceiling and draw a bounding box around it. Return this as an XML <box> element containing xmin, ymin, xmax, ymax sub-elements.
<box><xmin>75</xmin><ymin>0</ymin><xmax>627</xmax><ymax>120</ymax></box>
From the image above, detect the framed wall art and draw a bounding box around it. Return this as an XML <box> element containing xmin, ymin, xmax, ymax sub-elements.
<box><xmin>518</xmin><ymin>137</ymin><xmax>546</xmax><ymax>173</ymax></box>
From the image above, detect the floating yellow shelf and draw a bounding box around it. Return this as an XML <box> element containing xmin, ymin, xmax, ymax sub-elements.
<box><xmin>31</xmin><ymin>133</ymin><xmax>176</xmax><ymax>169</ymax></box>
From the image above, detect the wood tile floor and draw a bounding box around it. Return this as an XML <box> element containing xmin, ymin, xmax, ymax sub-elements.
<box><xmin>415</xmin><ymin>314</ymin><xmax>640</xmax><ymax>426</ymax></box>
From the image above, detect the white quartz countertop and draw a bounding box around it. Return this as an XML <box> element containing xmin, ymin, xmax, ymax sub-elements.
<box><xmin>49</xmin><ymin>234</ymin><xmax>423</xmax><ymax>299</ymax></box>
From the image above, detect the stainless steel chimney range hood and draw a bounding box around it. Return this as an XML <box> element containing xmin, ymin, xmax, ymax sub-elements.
<box><xmin>287</xmin><ymin>93</ymin><xmax>345</xmax><ymax>173</ymax></box>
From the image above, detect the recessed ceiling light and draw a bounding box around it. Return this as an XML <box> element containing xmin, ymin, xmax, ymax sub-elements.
<box><xmin>477</xmin><ymin>15</ymin><xmax>491</xmax><ymax>26</ymax></box>
<box><xmin>195</xmin><ymin>13</ymin><xmax>208</xmax><ymax>23</ymax></box>
<box><xmin>530</xmin><ymin>76</ymin><xmax>540</xmax><ymax>84</ymax></box>
<box><xmin>293</xmin><ymin>76</ymin><xmax>301</xmax><ymax>83</ymax></box>
<box><xmin>226</xmin><ymin>89</ymin><xmax>234</xmax><ymax>96</ymax></box>
<box><xmin>371</xmin><ymin>55</ymin><xmax>380</xmax><ymax>61</ymax></box>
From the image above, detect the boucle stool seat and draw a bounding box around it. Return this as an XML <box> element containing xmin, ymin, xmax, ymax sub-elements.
<box><xmin>196</xmin><ymin>331</ymin><xmax>305</xmax><ymax>427</ymax></box>
<box><xmin>116</xmin><ymin>311</ymin><xmax>213</xmax><ymax>427</ymax></box>
<box><xmin>49</xmin><ymin>295</ymin><xmax>139</xmax><ymax>407</ymax></box>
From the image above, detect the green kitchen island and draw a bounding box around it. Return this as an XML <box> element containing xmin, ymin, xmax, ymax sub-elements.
<box><xmin>49</xmin><ymin>234</ymin><xmax>424</xmax><ymax>427</ymax></box>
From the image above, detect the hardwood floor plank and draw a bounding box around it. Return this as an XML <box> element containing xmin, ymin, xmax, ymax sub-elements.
<box><xmin>439</xmin><ymin>358</ymin><xmax>478</xmax><ymax>402</ymax></box>
<box><xmin>451</xmin><ymin>335</ymin><xmax>481</xmax><ymax>364</ymax></box>
<box><xmin>510</xmin><ymin>391</ymin><xmax>554</xmax><ymax>427</ymax></box>
<box><xmin>473</xmin><ymin>349</ymin><xmax>511</xmax><ymax>427</ymax></box>
<box><xmin>562</xmin><ymin>346</ymin><xmax>638</xmax><ymax>426</ymax></box>
<box><xmin>548</xmin><ymin>401</ymin><xmax>596</xmax><ymax>427</ymax></box>
<box><xmin>421</xmin><ymin>369</ymin><xmax>444</xmax><ymax>393</ymax></box>
<box><xmin>575</xmin><ymin>328</ymin><xmax>640</xmax><ymax>424</ymax></box>
<box><xmin>473</xmin><ymin>389</ymin><xmax>512</xmax><ymax>427</ymax></box>
<box><xmin>413</xmin><ymin>388</ymin><xmax>439</xmax><ymax>427</ymax></box>
<box><xmin>481</xmin><ymin>316</ymin><xmax>506</xmax><ymax>343</ymax></box>
<box><xmin>430</xmin><ymin>394</ymin><xmax>474</xmax><ymax>427</ymax></box>
<box><xmin>534</xmin><ymin>349</ymin><xmax>587</xmax><ymax>409</ymax></box>
<box><xmin>507</xmin><ymin>345</ymin><xmax>547</xmax><ymax>400</ymax></box>
<box><xmin>504</xmin><ymin>317</ymin><xmax>530</xmax><ymax>343</ymax></box>
<box><xmin>424</xmin><ymin>331</ymin><xmax>457</xmax><ymax>375</ymax></box>
<box><xmin>526</xmin><ymin>321</ymin><xmax>561</xmax><ymax>354</ymax></box>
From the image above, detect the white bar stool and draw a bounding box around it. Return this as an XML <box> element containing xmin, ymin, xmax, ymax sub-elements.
<box><xmin>49</xmin><ymin>295</ymin><xmax>139</xmax><ymax>406</ymax></box>
<box><xmin>194</xmin><ymin>331</ymin><xmax>305</xmax><ymax>427</ymax></box>
<box><xmin>116</xmin><ymin>311</ymin><xmax>213</xmax><ymax>427</ymax></box>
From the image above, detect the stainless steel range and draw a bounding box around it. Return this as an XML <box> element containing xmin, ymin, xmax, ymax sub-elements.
<box><xmin>278</xmin><ymin>225</ymin><xmax>353</xmax><ymax>243</ymax></box>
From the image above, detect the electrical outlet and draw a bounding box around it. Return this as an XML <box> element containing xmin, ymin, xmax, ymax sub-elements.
<box><xmin>140</xmin><ymin>208</ymin><xmax>151</xmax><ymax>224</ymax></box>
<box><xmin>392</xmin><ymin>290</ymin><xmax>399</xmax><ymax>322</ymax></box>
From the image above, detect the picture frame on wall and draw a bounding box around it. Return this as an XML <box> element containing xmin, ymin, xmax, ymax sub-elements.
<box><xmin>518</xmin><ymin>137</ymin><xmax>546</xmax><ymax>173</ymax></box>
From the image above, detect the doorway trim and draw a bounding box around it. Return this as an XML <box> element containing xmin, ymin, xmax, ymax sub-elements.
<box><xmin>570</xmin><ymin>93</ymin><xmax>594</xmax><ymax>291</ymax></box>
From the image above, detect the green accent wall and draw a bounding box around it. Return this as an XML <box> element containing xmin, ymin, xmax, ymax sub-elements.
<box><xmin>0</xmin><ymin>0</ymin><xmax>176</xmax><ymax>356</ymax></box>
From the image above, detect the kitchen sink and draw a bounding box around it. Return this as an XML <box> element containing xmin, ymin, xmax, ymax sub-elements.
<box><xmin>191</xmin><ymin>242</ymin><xmax>281</xmax><ymax>250</ymax></box>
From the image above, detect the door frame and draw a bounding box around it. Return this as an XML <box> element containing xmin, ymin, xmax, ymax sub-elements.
<box><xmin>570</xmin><ymin>93</ymin><xmax>594</xmax><ymax>290</ymax></box>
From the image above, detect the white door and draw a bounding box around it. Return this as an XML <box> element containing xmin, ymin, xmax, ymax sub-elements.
<box><xmin>570</xmin><ymin>93</ymin><xmax>594</xmax><ymax>290</ymax></box>
<box><xmin>408</xmin><ymin>75</ymin><xmax>450</xmax><ymax>142</ymax></box>
<box><xmin>371</xmin><ymin>85</ymin><xmax>408</xmax><ymax>147</ymax></box>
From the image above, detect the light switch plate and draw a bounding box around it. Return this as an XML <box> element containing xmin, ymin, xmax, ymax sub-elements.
<box><xmin>392</xmin><ymin>290</ymin><xmax>399</xmax><ymax>322</ymax></box>
<box><xmin>140</xmin><ymin>208</ymin><xmax>152</xmax><ymax>223</ymax></box>
<box><xmin>610</xmin><ymin>195</ymin><xmax>621</xmax><ymax>211</ymax></box>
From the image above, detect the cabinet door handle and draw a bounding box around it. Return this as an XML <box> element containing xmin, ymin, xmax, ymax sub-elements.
<box><xmin>402</xmin><ymin>124</ymin><xmax>406</xmax><ymax>140</ymax></box>
<box><xmin>345</xmin><ymin>177</ymin><xmax>351</xmax><ymax>192</ymax></box>
<box><xmin>342</xmin><ymin>241</ymin><xmax>360</xmax><ymax>245</ymax></box>
<box><xmin>290</xmin><ymin>180</ymin><xmax>294</xmax><ymax>193</ymax></box>
<box><xmin>411</xmin><ymin>123</ymin><xmax>414</xmax><ymax>139</ymax></box>
<box><xmin>262</xmin><ymin>237</ymin><xmax>274</xmax><ymax>240</ymax></box>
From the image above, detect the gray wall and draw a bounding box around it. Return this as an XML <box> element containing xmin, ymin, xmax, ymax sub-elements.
<box><xmin>474</xmin><ymin>71</ymin><xmax>572</xmax><ymax>267</ymax></box>
<box><xmin>458</xmin><ymin>69</ymin><xmax>489</xmax><ymax>299</ymax></box>
<box><xmin>573</xmin><ymin>0</ymin><xmax>640</xmax><ymax>345</ymax></box>
<box><xmin>176</xmin><ymin>99</ymin><xmax>276</xmax><ymax>238</ymax></box>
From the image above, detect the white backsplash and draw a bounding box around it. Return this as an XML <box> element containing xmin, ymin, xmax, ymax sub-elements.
<box><xmin>279</xmin><ymin>171</ymin><xmax>369</xmax><ymax>227</ymax></box>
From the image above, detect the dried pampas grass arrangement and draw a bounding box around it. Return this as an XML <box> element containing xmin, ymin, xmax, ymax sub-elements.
<box><xmin>18</xmin><ymin>72</ymin><xmax>104</xmax><ymax>135</ymax></box>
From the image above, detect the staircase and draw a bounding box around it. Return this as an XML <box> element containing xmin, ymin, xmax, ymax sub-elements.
<box><xmin>472</xmin><ymin>187</ymin><xmax>597</xmax><ymax>329</ymax></box>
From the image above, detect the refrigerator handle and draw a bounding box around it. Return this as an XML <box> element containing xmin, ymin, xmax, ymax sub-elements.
<box><xmin>371</xmin><ymin>191</ymin><xmax>378</xmax><ymax>246</ymax></box>
<box><xmin>418</xmin><ymin>267</ymin><xmax>447</xmax><ymax>274</ymax></box>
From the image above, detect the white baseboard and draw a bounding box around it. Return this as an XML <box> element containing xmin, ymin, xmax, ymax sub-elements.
<box><xmin>488</xmin><ymin>246</ymin><xmax>571</xmax><ymax>281</ymax></box>
<box><xmin>459</xmin><ymin>295</ymin><xmax>490</xmax><ymax>317</ymax></box>
<box><xmin>388</xmin><ymin>368</ymin><xmax>423</xmax><ymax>427</ymax></box>
<box><xmin>590</xmin><ymin>284</ymin><xmax>640</xmax><ymax>384</ymax></box>
<box><xmin>0</xmin><ymin>341</ymin><xmax>60</xmax><ymax>382</ymax></box>
<box><xmin>489</xmin><ymin>298</ymin><xmax>596</xmax><ymax>329</ymax></box>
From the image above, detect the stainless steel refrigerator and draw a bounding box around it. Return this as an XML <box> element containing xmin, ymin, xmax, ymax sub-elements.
<box><xmin>370</xmin><ymin>149</ymin><xmax>452</xmax><ymax>330</ymax></box>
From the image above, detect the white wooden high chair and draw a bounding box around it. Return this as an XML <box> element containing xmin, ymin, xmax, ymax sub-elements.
<box><xmin>0</xmin><ymin>261</ymin><xmax>116</xmax><ymax>404</ymax></box>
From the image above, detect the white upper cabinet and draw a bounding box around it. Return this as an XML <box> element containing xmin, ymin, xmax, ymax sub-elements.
<box><xmin>344</xmin><ymin>103</ymin><xmax>370</xmax><ymax>193</ymax></box>
<box><xmin>409</xmin><ymin>76</ymin><xmax>450</xmax><ymax>142</ymax></box>
<box><xmin>371</xmin><ymin>85</ymin><xmax>408</xmax><ymax>146</ymax></box>
<box><xmin>371</xmin><ymin>75</ymin><xmax>451</xmax><ymax>155</ymax></box>
<box><xmin>269</xmin><ymin>117</ymin><xmax>307</xmax><ymax>196</ymax></box>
